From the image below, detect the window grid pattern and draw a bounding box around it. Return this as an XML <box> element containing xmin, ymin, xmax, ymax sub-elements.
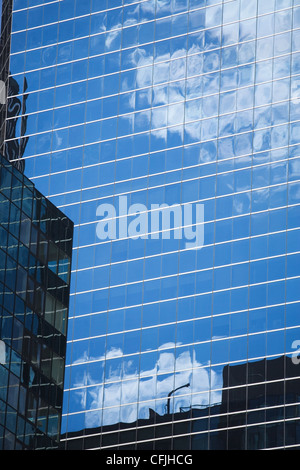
<box><xmin>6</xmin><ymin>0</ymin><xmax>300</xmax><ymax>450</ymax></box>
<box><xmin>0</xmin><ymin>153</ymin><xmax>73</xmax><ymax>450</ymax></box>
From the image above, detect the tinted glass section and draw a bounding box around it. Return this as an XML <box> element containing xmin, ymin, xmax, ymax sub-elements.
<box><xmin>0</xmin><ymin>153</ymin><xmax>73</xmax><ymax>449</ymax></box>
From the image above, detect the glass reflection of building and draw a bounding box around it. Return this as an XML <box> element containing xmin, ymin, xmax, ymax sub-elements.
<box><xmin>60</xmin><ymin>355</ymin><xmax>300</xmax><ymax>450</ymax></box>
<box><xmin>5</xmin><ymin>0</ymin><xmax>300</xmax><ymax>450</ymax></box>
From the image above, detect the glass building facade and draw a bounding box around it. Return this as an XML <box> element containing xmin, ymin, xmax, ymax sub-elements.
<box><xmin>5</xmin><ymin>0</ymin><xmax>300</xmax><ymax>450</ymax></box>
<box><xmin>0</xmin><ymin>153</ymin><xmax>74</xmax><ymax>449</ymax></box>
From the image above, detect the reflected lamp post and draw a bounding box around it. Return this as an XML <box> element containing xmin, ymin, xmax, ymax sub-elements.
<box><xmin>166</xmin><ymin>383</ymin><xmax>190</xmax><ymax>415</ymax></box>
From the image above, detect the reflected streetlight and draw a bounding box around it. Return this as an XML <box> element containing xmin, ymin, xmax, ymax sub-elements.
<box><xmin>166</xmin><ymin>383</ymin><xmax>190</xmax><ymax>415</ymax></box>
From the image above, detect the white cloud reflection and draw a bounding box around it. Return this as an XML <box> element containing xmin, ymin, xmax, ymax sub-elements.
<box><xmin>115</xmin><ymin>39</ymin><xmax>207</xmax><ymax>147</ymax></box>
<box><xmin>70</xmin><ymin>344</ymin><xmax>223</xmax><ymax>429</ymax></box>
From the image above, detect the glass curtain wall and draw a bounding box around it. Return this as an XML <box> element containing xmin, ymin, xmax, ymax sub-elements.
<box><xmin>0</xmin><ymin>154</ymin><xmax>73</xmax><ymax>449</ymax></box>
<box><xmin>5</xmin><ymin>0</ymin><xmax>300</xmax><ymax>449</ymax></box>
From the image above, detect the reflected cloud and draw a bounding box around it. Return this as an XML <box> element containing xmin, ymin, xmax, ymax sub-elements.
<box><xmin>129</xmin><ymin>47</ymin><xmax>153</xmax><ymax>69</ymax></box>
<box><xmin>71</xmin><ymin>344</ymin><xmax>223</xmax><ymax>429</ymax></box>
<box><xmin>123</xmin><ymin>6</ymin><xmax>139</xmax><ymax>27</ymax></box>
<box><xmin>105</xmin><ymin>29</ymin><xmax>121</xmax><ymax>50</ymax></box>
<box><xmin>233</xmin><ymin>198</ymin><xmax>249</xmax><ymax>215</ymax></box>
